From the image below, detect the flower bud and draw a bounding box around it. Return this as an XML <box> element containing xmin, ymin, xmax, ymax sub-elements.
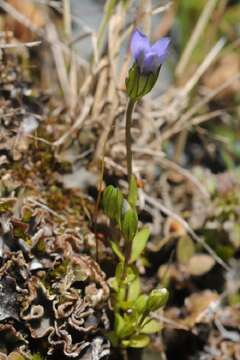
<box><xmin>146</xmin><ymin>288</ymin><xmax>169</xmax><ymax>312</ymax></box>
<box><xmin>125</xmin><ymin>63</ymin><xmax>160</xmax><ymax>100</ymax></box>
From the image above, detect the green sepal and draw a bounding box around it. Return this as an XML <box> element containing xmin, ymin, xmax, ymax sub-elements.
<box><xmin>125</xmin><ymin>63</ymin><xmax>160</xmax><ymax>100</ymax></box>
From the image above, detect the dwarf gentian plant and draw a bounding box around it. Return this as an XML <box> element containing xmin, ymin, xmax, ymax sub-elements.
<box><xmin>102</xmin><ymin>29</ymin><xmax>170</xmax><ymax>349</ymax></box>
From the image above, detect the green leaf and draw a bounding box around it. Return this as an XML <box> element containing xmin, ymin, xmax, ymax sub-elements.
<box><xmin>177</xmin><ymin>235</ymin><xmax>195</xmax><ymax>265</ymax></box>
<box><xmin>128</xmin><ymin>175</ymin><xmax>138</xmax><ymax>208</ymax></box>
<box><xmin>121</xmin><ymin>198</ymin><xmax>130</xmax><ymax>215</ymax></box>
<box><xmin>141</xmin><ymin>319</ymin><xmax>162</xmax><ymax>334</ymax></box>
<box><xmin>115</xmin><ymin>313</ymin><xmax>125</xmax><ymax>336</ymax></box>
<box><xmin>114</xmin><ymin>188</ymin><xmax>124</xmax><ymax>224</ymax></box>
<box><xmin>110</xmin><ymin>240</ymin><xmax>124</xmax><ymax>262</ymax></box>
<box><xmin>130</xmin><ymin>227</ymin><xmax>150</xmax><ymax>264</ymax></box>
<box><xmin>146</xmin><ymin>288</ymin><xmax>169</xmax><ymax>312</ymax></box>
<box><xmin>133</xmin><ymin>294</ymin><xmax>148</xmax><ymax>313</ymax></box>
<box><xmin>118</xmin><ymin>268</ymin><xmax>139</xmax><ymax>310</ymax></box>
<box><xmin>123</xmin><ymin>266</ymin><xmax>137</xmax><ymax>284</ymax></box>
<box><xmin>116</xmin><ymin>285</ymin><xmax>126</xmax><ymax>303</ymax></box>
<box><xmin>102</xmin><ymin>185</ymin><xmax>115</xmax><ymax>215</ymax></box>
<box><xmin>108</xmin><ymin>277</ymin><xmax>118</xmax><ymax>291</ymax></box>
<box><xmin>127</xmin><ymin>272</ymin><xmax>140</xmax><ymax>302</ymax></box>
<box><xmin>122</xmin><ymin>334</ymin><xmax>150</xmax><ymax>348</ymax></box>
<box><xmin>121</xmin><ymin>208</ymin><xmax>138</xmax><ymax>242</ymax></box>
<box><xmin>187</xmin><ymin>254</ymin><xmax>215</xmax><ymax>276</ymax></box>
<box><xmin>114</xmin><ymin>263</ymin><xmax>126</xmax><ymax>301</ymax></box>
<box><xmin>116</xmin><ymin>315</ymin><xmax>136</xmax><ymax>339</ymax></box>
<box><xmin>102</xmin><ymin>185</ymin><xmax>123</xmax><ymax>224</ymax></box>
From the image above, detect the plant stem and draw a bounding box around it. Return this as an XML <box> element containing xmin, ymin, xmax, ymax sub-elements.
<box><xmin>63</xmin><ymin>0</ymin><xmax>72</xmax><ymax>37</ymax></box>
<box><xmin>122</xmin><ymin>239</ymin><xmax>132</xmax><ymax>278</ymax></box>
<box><xmin>121</xmin><ymin>98</ymin><xmax>136</xmax><ymax>299</ymax></box>
<box><xmin>125</xmin><ymin>99</ymin><xmax>136</xmax><ymax>186</ymax></box>
<box><xmin>93</xmin><ymin>156</ymin><xmax>105</xmax><ymax>262</ymax></box>
<box><xmin>123</xmin><ymin>349</ymin><xmax>128</xmax><ymax>360</ymax></box>
<box><xmin>97</xmin><ymin>0</ymin><xmax>117</xmax><ymax>56</ymax></box>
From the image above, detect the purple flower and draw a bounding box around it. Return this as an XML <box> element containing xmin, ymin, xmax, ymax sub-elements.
<box><xmin>130</xmin><ymin>29</ymin><xmax>170</xmax><ymax>74</ymax></box>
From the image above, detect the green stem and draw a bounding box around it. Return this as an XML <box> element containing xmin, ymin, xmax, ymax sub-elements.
<box><xmin>125</xmin><ymin>99</ymin><xmax>136</xmax><ymax>186</ymax></box>
<box><xmin>122</xmin><ymin>239</ymin><xmax>132</xmax><ymax>279</ymax></box>
<box><xmin>97</xmin><ymin>0</ymin><xmax>117</xmax><ymax>55</ymax></box>
<box><xmin>121</xmin><ymin>99</ymin><xmax>136</xmax><ymax>300</ymax></box>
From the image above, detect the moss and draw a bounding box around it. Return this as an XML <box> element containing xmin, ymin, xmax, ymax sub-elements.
<box><xmin>13</xmin><ymin>229</ymin><xmax>31</xmax><ymax>246</ymax></box>
<box><xmin>33</xmin><ymin>239</ymin><xmax>46</xmax><ymax>255</ymax></box>
<box><xmin>47</xmin><ymin>259</ymin><xmax>70</xmax><ymax>282</ymax></box>
<box><xmin>21</xmin><ymin>208</ymin><xmax>33</xmax><ymax>223</ymax></box>
<box><xmin>30</xmin><ymin>353</ymin><xmax>42</xmax><ymax>360</ymax></box>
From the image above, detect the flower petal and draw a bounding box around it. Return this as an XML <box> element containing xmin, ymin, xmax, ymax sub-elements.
<box><xmin>151</xmin><ymin>37</ymin><xmax>170</xmax><ymax>64</ymax></box>
<box><xmin>130</xmin><ymin>29</ymin><xmax>150</xmax><ymax>63</ymax></box>
<box><xmin>142</xmin><ymin>52</ymin><xmax>160</xmax><ymax>74</ymax></box>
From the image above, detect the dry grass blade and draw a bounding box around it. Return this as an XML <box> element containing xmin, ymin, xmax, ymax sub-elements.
<box><xmin>104</xmin><ymin>157</ymin><xmax>127</xmax><ymax>175</ymax></box>
<box><xmin>0</xmin><ymin>0</ymin><xmax>88</xmax><ymax>68</ymax></box>
<box><xmin>27</xmin><ymin>198</ymin><xmax>65</xmax><ymax>220</ymax></box>
<box><xmin>152</xmin><ymin>314</ymin><xmax>189</xmax><ymax>331</ymax></box>
<box><xmin>0</xmin><ymin>40</ymin><xmax>42</xmax><ymax>48</ymax></box>
<box><xmin>152</xmin><ymin>2</ymin><xmax>172</xmax><ymax>15</ymax></box>
<box><xmin>133</xmin><ymin>147</ymin><xmax>210</xmax><ymax>198</ymax></box>
<box><xmin>93</xmin><ymin>2</ymin><xmax>128</xmax><ymax>162</ymax></box>
<box><xmin>53</xmin><ymin>97</ymin><xmax>93</xmax><ymax>147</ymax></box>
<box><xmin>45</xmin><ymin>23</ymin><xmax>71</xmax><ymax>106</ymax></box>
<box><xmin>182</xmin><ymin>37</ymin><xmax>226</xmax><ymax>96</ymax></box>
<box><xmin>161</xmin><ymin>72</ymin><xmax>240</xmax><ymax>141</ymax></box>
<box><xmin>138</xmin><ymin>0</ymin><xmax>152</xmax><ymax>35</ymax></box>
<box><xmin>189</xmin><ymin>109</ymin><xmax>225</xmax><ymax>128</ymax></box>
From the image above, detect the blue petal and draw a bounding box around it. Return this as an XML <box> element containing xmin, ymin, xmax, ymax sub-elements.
<box><xmin>142</xmin><ymin>52</ymin><xmax>160</xmax><ymax>74</ymax></box>
<box><xmin>151</xmin><ymin>37</ymin><xmax>170</xmax><ymax>64</ymax></box>
<box><xmin>130</xmin><ymin>29</ymin><xmax>150</xmax><ymax>64</ymax></box>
